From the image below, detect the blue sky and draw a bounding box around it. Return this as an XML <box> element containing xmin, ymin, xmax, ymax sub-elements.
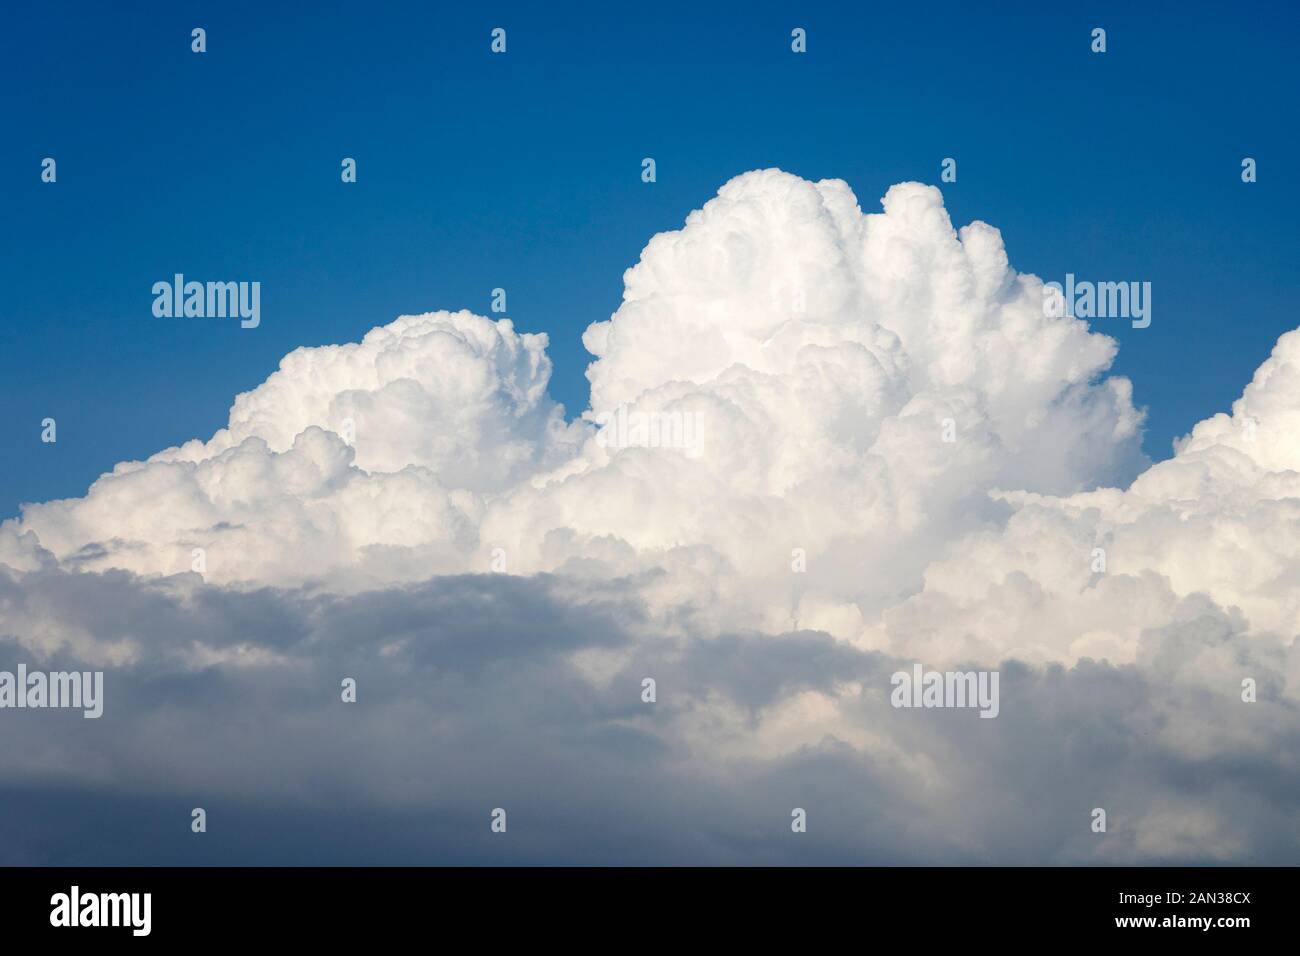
<box><xmin>2</xmin><ymin>0</ymin><xmax>1297</xmax><ymax>517</ymax></box>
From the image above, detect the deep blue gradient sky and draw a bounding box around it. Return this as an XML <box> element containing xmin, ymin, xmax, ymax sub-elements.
<box><xmin>2</xmin><ymin>0</ymin><xmax>1297</xmax><ymax>519</ymax></box>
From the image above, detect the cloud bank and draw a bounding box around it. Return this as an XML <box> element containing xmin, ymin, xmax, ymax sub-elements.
<box><xmin>1</xmin><ymin>170</ymin><xmax>1296</xmax><ymax>864</ymax></box>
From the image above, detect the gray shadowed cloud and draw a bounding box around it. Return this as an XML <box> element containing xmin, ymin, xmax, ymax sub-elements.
<box><xmin>1</xmin><ymin>565</ymin><xmax>1296</xmax><ymax>865</ymax></box>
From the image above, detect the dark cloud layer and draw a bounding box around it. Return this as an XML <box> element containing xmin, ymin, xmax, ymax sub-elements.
<box><xmin>1</xmin><ymin>566</ymin><xmax>1295</xmax><ymax>865</ymax></box>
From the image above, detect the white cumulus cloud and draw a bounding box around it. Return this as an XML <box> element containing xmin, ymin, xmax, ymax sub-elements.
<box><xmin>1</xmin><ymin>169</ymin><xmax>1296</xmax><ymax>864</ymax></box>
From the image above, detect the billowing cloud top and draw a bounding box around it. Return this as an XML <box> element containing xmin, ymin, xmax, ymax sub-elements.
<box><xmin>0</xmin><ymin>170</ymin><xmax>1296</xmax><ymax>864</ymax></box>
<box><xmin>2</xmin><ymin>172</ymin><xmax>1145</xmax><ymax>616</ymax></box>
